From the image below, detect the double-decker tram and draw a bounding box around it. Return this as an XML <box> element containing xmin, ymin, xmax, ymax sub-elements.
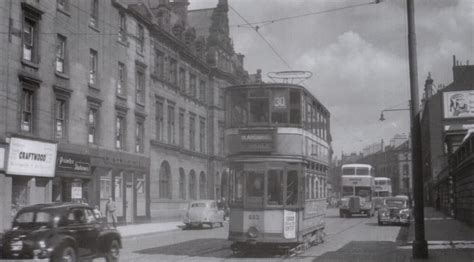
<box><xmin>225</xmin><ymin>72</ymin><xmax>331</xmax><ymax>254</ymax></box>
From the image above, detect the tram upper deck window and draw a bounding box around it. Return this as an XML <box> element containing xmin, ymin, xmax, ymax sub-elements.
<box><xmin>286</xmin><ymin>170</ymin><xmax>298</xmax><ymax>205</ymax></box>
<box><xmin>289</xmin><ymin>90</ymin><xmax>301</xmax><ymax>125</ymax></box>
<box><xmin>267</xmin><ymin>170</ymin><xmax>283</xmax><ymax>205</ymax></box>
<box><xmin>342</xmin><ymin>168</ymin><xmax>355</xmax><ymax>175</ymax></box>
<box><xmin>229</xmin><ymin>90</ymin><xmax>247</xmax><ymax>127</ymax></box>
<box><xmin>246</xmin><ymin>171</ymin><xmax>264</xmax><ymax>197</ymax></box>
<box><xmin>271</xmin><ymin>89</ymin><xmax>288</xmax><ymax>125</ymax></box>
<box><xmin>249</xmin><ymin>90</ymin><xmax>269</xmax><ymax>124</ymax></box>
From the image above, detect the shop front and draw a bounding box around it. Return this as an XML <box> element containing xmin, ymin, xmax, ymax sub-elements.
<box><xmin>6</xmin><ymin>137</ymin><xmax>57</xmax><ymax>216</ymax></box>
<box><xmin>53</xmin><ymin>152</ymin><xmax>91</xmax><ymax>204</ymax></box>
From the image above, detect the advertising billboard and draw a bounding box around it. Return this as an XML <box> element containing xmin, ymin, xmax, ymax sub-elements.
<box><xmin>444</xmin><ymin>91</ymin><xmax>474</xmax><ymax>119</ymax></box>
<box><xmin>6</xmin><ymin>137</ymin><xmax>58</xmax><ymax>177</ymax></box>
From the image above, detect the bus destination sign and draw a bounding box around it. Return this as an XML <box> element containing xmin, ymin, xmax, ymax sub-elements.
<box><xmin>239</xmin><ymin>130</ymin><xmax>274</xmax><ymax>152</ymax></box>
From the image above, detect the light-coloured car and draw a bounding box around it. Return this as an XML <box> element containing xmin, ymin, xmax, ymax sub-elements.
<box><xmin>183</xmin><ymin>200</ymin><xmax>225</xmax><ymax>229</ymax></box>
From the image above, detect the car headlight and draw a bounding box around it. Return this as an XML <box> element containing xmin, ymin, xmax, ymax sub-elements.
<box><xmin>248</xmin><ymin>226</ymin><xmax>258</xmax><ymax>238</ymax></box>
<box><xmin>38</xmin><ymin>240</ymin><xmax>46</xmax><ymax>249</ymax></box>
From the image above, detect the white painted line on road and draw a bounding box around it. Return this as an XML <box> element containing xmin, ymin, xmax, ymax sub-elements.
<box><xmin>399</xmin><ymin>241</ymin><xmax>474</xmax><ymax>250</ymax></box>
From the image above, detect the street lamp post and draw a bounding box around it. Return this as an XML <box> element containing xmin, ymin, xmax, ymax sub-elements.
<box><xmin>406</xmin><ymin>0</ymin><xmax>428</xmax><ymax>258</ymax></box>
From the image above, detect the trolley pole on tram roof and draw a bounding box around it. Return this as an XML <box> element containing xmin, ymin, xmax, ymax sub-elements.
<box><xmin>406</xmin><ymin>0</ymin><xmax>428</xmax><ymax>258</ymax></box>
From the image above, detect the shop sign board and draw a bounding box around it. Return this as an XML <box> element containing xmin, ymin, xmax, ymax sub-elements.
<box><xmin>239</xmin><ymin>130</ymin><xmax>274</xmax><ymax>152</ymax></box>
<box><xmin>71</xmin><ymin>186</ymin><xmax>82</xmax><ymax>199</ymax></box>
<box><xmin>283</xmin><ymin>210</ymin><xmax>296</xmax><ymax>239</ymax></box>
<box><xmin>57</xmin><ymin>152</ymin><xmax>90</xmax><ymax>173</ymax></box>
<box><xmin>6</xmin><ymin>138</ymin><xmax>57</xmax><ymax>177</ymax></box>
<box><xmin>444</xmin><ymin>91</ymin><xmax>474</xmax><ymax>119</ymax></box>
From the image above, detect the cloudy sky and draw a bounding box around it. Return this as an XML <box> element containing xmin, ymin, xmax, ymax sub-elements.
<box><xmin>189</xmin><ymin>0</ymin><xmax>474</xmax><ymax>157</ymax></box>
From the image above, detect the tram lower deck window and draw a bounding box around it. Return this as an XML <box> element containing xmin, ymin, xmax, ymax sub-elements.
<box><xmin>286</xmin><ymin>171</ymin><xmax>298</xmax><ymax>205</ymax></box>
<box><xmin>267</xmin><ymin>170</ymin><xmax>283</xmax><ymax>205</ymax></box>
<box><xmin>246</xmin><ymin>172</ymin><xmax>264</xmax><ymax>197</ymax></box>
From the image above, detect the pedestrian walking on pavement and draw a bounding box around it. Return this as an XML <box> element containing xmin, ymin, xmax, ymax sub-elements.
<box><xmin>105</xmin><ymin>196</ymin><xmax>117</xmax><ymax>228</ymax></box>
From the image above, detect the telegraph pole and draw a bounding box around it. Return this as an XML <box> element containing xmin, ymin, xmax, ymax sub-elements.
<box><xmin>406</xmin><ymin>0</ymin><xmax>428</xmax><ymax>258</ymax></box>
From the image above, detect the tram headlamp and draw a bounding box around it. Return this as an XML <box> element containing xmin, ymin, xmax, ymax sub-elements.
<box><xmin>247</xmin><ymin>226</ymin><xmax>259</xmax><ymax>238</ymax></box>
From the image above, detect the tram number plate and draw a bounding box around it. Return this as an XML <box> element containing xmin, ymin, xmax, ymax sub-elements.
<box><xmin>249</xmin><ymin>214</ymin><xmax>260</xmax><ymax>220</ymax></box>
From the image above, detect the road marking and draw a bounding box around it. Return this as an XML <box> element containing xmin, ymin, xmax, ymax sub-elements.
<box><xmin>399</xmin><ymin>241</ymin><xmax>474</xmax><ymax>249</ymax></box>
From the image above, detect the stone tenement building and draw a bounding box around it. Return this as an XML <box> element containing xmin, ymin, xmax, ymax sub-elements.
<box><xmin>0</xmin><ymin>0</ymin><xmax>248</xmax><ymax>230</ymax></box>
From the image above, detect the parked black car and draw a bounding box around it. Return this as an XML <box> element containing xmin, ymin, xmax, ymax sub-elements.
<box><xmin>0</xmin><ymin>202</ymin><xmax>121</xmax><ymax>261</ymax></box>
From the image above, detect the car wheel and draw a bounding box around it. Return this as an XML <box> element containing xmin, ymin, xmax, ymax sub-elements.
<box><xmin>105</xmin><ymin>239</ymin><xmax>120</xmax><ymax>262</ymax></box>
<box><xmin>52</xmin><ymin>244</ymin><xmax>76</xmax><ymax>262</ymax></box>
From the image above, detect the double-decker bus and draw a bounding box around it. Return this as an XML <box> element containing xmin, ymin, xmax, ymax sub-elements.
<box><xmin>225</xmin><ymin>76</ymin><xmax>331</xmax><ymax>254</ymax></box>
<box><xmin>374</xmin><ymin>177</ymin><xmax>392</xmax><ymax>197</ymax></box>
<box><xmin>339</xmin><ymin>164</ymin><xmax>375</xmax><ymax>218</ymax></box>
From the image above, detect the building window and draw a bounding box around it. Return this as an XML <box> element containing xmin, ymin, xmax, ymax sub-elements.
<box><xmin>179</xmin><ymin>109</ymin><xmax>185</xmax><ymax>147</ymax></box>
<box><xmin>179</xmin><ymin>68</ymin><xmax>186</xmax><ymax>92</ymax></box>
<box><xmin>137</xmin><ymin>24</ymin><xmax>144</xmax><ymax>53</ymax></box>
<box><xmin>22</xmin><ymin>17</ymin><xmax>37</xmax><ymax>62</ymax></box>
<box><xmin>179</xmin><ymin>168</ymin><xmax>186</xmax><ymax>200</ymax></box>
<box><xmin>199</xmin><ymin>117</ymin><xmax>205</xmax><ymax>153</ymax></box>
<box><xmin>135</xmin><ymin>120</ymin><xmax>144</xmax><ymax>153</ymax></box>
<box><xmin>55</xmin><ymin>35</ymin><xmax>66</xmax><ymax>73</ymax></box>
<box><xmin>169</xmin><ymin>58</ymin><xmax>177</xmax><ymax>85</ymax></box>
<box><xmin>218</xmin><ymin>122</ymin><xmax>224</xmax><ymax>155</ymax></box>
<box><xmin>159</xmin><ymin>161</ymin><xmax>171</xmax><ymax>199</ymax></box>
<box><xmin>21</xmin><ymin>89</ymin><xmax>34</xmax><ymax>132</ymax></box>
<box><xmin>136</xmin><ymin>69</ymin><xmax>145</xmax><ymax>104</ymax></box>
<box><xmin>117</xmin><ymin>62</ymin><xmax>126</xmax><ymax>96</ymax></box>
<box><xmin>153</xmin><ymin>49</ymin><xmax>163</xmax><ymax>77</ymax></box>
<box><xmin>118</xmin><ymin>12</ymin><xmax>127</xmax><ymax>42</ymax></box>
<box><xmin>55</xmin><ymin>98</ymin><xmax>67</xmax><ymax>139</ymax></box>
<box><xmin>167</xmin><ymin>105</ymin><xmax>175</xmax><ymax>144</ymax></box>
<box><xmin>189</xmin><ymin>114</ymin><xmax>195</xmax><ymax>151</ymax></box>
<box><xmin>100</xmin><ymin>177</ymin><xmax>111</xmax><ymax>199</ymax></box>
<box><xmin>156</xmin><ymin>100</ymin><xmax>164</xmax><ymax>141</ymax></box>
<box><xmin>218</xmin><ymin>87</ymin><xmax>225</xmax><ymax>108</ymax></box>
<box><xmin>89</xmin><ymin>49</ymin><xmax>97</xmax><ymax>86</ymax></box>
<box><xmin>199</xmin><ymin>172</ymin><xmax>206</xmax><ymax>199</ymax></box>
<box><xmin>189</xmin><ymin>170</ymin><xmax>196</xmax><ymax>200</ymax></box>
<box><xmin>88</xmin><ymin>108</ymin><xmax>97</xmax><ymax>144</ymax></box>
<box><xmin>57</xmin><ymin>0</ymin><xmax>69</xmax><ymax>11</ymax></box>
<box><xmin>115</xmin><ymin>115</ymin><xmax>125</xmax><ymax>149</ymax></box>
<box><xmin>199</xmin><ymin>80</ymin><xmax>206</xmax><ymax>102</ymax></box>
<box><xmin>189</xmin><ymin>74</ymin><xmax>196</xmax><ymax>97</ymax></box>
<box><xmin>90</xmin><ymin>0</ymin><xmax>98</xmax><ymax>27</ymax></box>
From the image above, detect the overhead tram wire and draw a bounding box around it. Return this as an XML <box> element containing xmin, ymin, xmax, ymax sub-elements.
<box><xmin>229</xmin><ymin>5</ymin><xmax>292</xmax><ymax>70</ymax></box>
<box><xmin>231</xmin><ymin>1</ymin><xmax>377</xmax><ymax>29</ymax></box>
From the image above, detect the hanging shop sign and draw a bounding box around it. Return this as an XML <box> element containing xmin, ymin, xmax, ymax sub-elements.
<box><xmin>6</xmin><ymin>137</ymin><xmax>57</xmax><ymax>177</ymax></box>
<box><xmin>56</xmin><ymin>152</ymin><xmax>90</xmax><ymax>174</ymax></box>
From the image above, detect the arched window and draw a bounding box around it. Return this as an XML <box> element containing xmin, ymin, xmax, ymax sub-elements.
<box><xmin>199</xmin><ymin>172</ymin><xmax>207</xmax><ymax>199</ymax></box>
<box><xmin>159</xmin><ymin>161</ymin><xmax>171</xmax><ymax>199</ymax></box>
<box><xmin>179</xmin><ymin>168</ymin><xmax>186</xmax><ymax>200</ymax></box>
<box><xmin>189</xmin><ymin>170</ymin><xmax>196</xmax><ymax>200</ymax></box>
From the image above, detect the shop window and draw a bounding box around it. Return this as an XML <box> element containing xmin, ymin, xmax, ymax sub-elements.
<box><xmin>248</xmin><ymin>90</ymin><xmax>269</xmax><ymax>124</ymax></box>
<box><xmin>118</xmin><ymin>11</ymin><xmax>127</xmax><ymax>42</ymax></box>
<box><xmin>199</xmin><ymin>117</ymin><xmax>205</xmax><ymax>153</ymax></box>
<box><xmin>159</xmin><ymin>161</ymin><xmax>171</xmax><ymax>199</ymax></box>
<box><xmin>168</xmin><ymin>105</ymin><xmax>175</xmax><ymax>144</ymax></box>
<box><xmin>246</xmin><ymin>171</ymin><xmax>264</xmax><ymax>197</ymax></box>
<box><xmin>89</xmin><ymin>49</ymin><xmax>97</xmax><ymax>86</ymax></box>
<box><xmin>286</xmin><ymin>171</ymin><xmax>298</xmax><ymax>205</ymax></box>
<box><xmin>90</xmin><ymin>0</ymin><xmax>98</xmax><ymax>28</ymax></box>
<box><xmin>114</xmin><ymin>176</ymin><xmax>122</xmax><ymax>198</ymax></box>
<box><xmin>55</xmin><ymin>34</ymin><xmax>67</xmax><ymax>73</ymax></box>
<box><xmin>135</xmin><ymin>120</ymin><xmax>144</xmax><ymax>153</ymax></box>
<box><xmin>136</xmin><ymin>68</ymin><xmax>145</xmax><ymax>104</ymax></box>
<box><xmin>179</xmin><ymin>168</ymin><xmax>186</xmax><ymax>199</ymax></box>
<box><xmin>267</xmin><ymin>170</ymin><xmax>283</xmax><ymax>205</ymax></box>
<box><xmin>199</xmin><ymin>172</ymin><xmax>206</xmax><ymax>199</ymax></box>
<box><xmin>156</xmin><ymin>99</ymin><xmax>164</xmax><ymax>142</ymax></box>
<box><xmin>117</xmin><ymin>62</ymin><xmax>126</xmax><ymax>96</ymax></box>
<box><xmin>136</xmin><ymin>176</ymin><xmax>145</xmax><ymax>194</ymax></box>
<box><xmin>189</xmin><ymin>170</ymin><xmax>196</xmax><ymax>200</ymax></box>
<box><xmin>55</xmin><ymin>98</ymin><xmax>67</xmax><ymax>139</ymax></box>
<box><xmin>100</xmin><ymin>177</ymin><xmax>111</xmax><ymax>199</ymax></box>
<box><xmin>21</xmin><ymin>89</ymin><xmax>34</xmax><ymax>133</ymax></box>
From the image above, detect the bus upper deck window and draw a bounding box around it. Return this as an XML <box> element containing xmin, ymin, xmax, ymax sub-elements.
<box><xmin>267</xmin><ymin>170</ymin><xmax>283</xmax><ymax>205</ymax></box>
<box><xmin>246</xmin><ymin>171</ymin><xmax>264</xmax><ymax>197</ymax></box>
<box><xmin>286</xmin><ymin>170</ymin><xmax>298</xmax><ymax>205</ymax></box>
